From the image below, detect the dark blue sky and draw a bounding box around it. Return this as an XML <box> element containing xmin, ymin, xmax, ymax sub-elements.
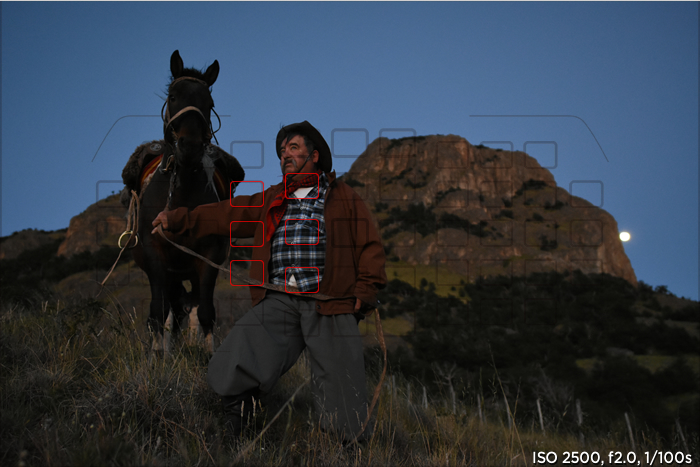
<box><xmin>2</xmin><ymin>2</ymin><xmax>698</xmax><ymax>300</ymax></box>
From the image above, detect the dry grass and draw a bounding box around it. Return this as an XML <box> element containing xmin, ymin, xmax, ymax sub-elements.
<box><xmin>1</xmin><ymin>298</ymin><xmax>696</xmax><ymax>466</ymax></box>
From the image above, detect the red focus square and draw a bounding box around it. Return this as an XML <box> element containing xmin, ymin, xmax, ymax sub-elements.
<box><xmin>229</xmin><ymin>260</ymin><xmax>264</xmax><ymax>287</ymax></box>
<box><xmin>284</xmin><ymin>173</ymin><xmax>319</xmax><ymax>199</ymax></box>
<box><xmin>230</xmin><ymin>221</ymin><xmax>264</xmax><ymax>247</ymax></box>
<box><xmin>230</xmin><ymin>181</ymin><xmax>265</xmax><ymax>207</ymax></box>
<box><xmin>284</xmin><ymin>218</ymin><xmax>320</xmax><ymax>245</ymax></box>
<box><xmin>284</xmin><ymin>267</ymin><xmax>320</xmax><ymax>293</ymax></box>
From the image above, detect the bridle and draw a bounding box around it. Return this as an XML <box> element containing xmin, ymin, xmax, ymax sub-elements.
<box><xmin>160</xmin><ymin>76</ymin><xmax>222</xmax><ymax>146</ymax></box>
<box><xmin>159</xmin><ymin>76</ymin><xmax>225</xmax><ymax>209</ymax></box>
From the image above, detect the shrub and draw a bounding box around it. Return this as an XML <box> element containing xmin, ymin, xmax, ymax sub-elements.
<box><xmin>434</xmin><ymin>187</ymin><xmax>460</xmax><ymax>205</ymax></box>
<box><xmin>375</xmin><ymin>202</ymin><xmax>389</xmax><ymax>213</ymax></box>
<box><xmin>544</xmin><ymin>200</ymin><xmax>565</xmax><ymax>210</ymax></box>
<box><xmin>379</xmin><ymin>203</ymin><xmax>437</xmax><ymax>239</ymax></box>
<box><xmin>539</xmin><ymin>235</ymin><xmax>558</xmax><ymax>251</ymax></box>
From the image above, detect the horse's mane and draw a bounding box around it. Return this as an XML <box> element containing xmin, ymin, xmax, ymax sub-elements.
<box><xmin>168</xmin><ymin>67</ymin><xmax>208</xmax><ymax>87</ymax></box>
<box><xmin>163</xmin><ymin>67</ymin><xmax>211</xmax><ymax>98</ymax></box>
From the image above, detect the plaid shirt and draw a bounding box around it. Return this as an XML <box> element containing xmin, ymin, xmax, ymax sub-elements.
<box><xmin>269</xmin><ymin>172</ymin><xmax>329</xmax><ymax>292</ymax></box>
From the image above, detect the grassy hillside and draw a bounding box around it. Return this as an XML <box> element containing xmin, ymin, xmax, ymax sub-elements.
<box><xmin>2</xmin><ymin>297</ymin><xmax>694</xmax><ymax>466</ymax></box>
<box><xmin>1</xmin><ymin>238</ymin><xmax>698</xmax><ymax>465</ymax></box>
<box><xmin>377</xmin><ymin>271</ymin><xmax>699</xmax><ymax>442</ymax></box>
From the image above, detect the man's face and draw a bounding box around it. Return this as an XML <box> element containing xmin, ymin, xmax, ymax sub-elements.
<box><xmin>280</xmin><ymin>135</ymin><xmax>319</xmax><ymax>176</ymax></box>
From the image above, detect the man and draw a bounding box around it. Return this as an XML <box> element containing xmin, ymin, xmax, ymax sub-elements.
<box><xmin>151</xmin><ymin>121</ymin><xmax>387</xmax><ymax>441</ymax></box>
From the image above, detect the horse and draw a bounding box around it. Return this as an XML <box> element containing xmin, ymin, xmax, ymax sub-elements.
<box><xmin>129</xmin><ymin>50</ymin><xmax>244</xmax><ymax>355</ymax></box>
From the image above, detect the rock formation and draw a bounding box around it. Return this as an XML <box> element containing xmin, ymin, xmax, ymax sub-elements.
<box><xmin>57</xmin><ymin>194</ymin><xmax>126</xmax><ymax>257</ymax></box>
<box><xmin>340</xmin><ymin>135</ymin><xmax>637</xmax><ymax>286</ymax></box>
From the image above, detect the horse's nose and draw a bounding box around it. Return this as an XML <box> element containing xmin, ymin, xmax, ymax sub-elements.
<box><xmin>177</xmin><ymin>134</ymin><xmax>205</xmax><ymax>151</ymax></box>
<box><xmin>175</xmin><ymin>135</ymin><xmax>206</xmax><ymax>166</ymax></box>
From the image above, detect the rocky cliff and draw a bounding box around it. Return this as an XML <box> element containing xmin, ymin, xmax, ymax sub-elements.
<box><xmin>340</xmin><ymin>135</ymin><xmax>637</xmax><ymax>286</ymax></box>
<box><xmin>56</xmin><ymin>194</ymin><xmax>126</xmax><ymax>257</ymax></box>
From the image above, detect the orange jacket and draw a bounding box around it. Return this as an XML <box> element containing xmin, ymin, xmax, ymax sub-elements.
<box><xmin>164</xmin><ymin>171</ymin><xmax>387</xmax><ymax>315</ymax></box>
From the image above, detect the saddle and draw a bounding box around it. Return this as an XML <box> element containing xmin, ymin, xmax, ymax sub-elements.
<box><xmin>120</xmin><ymin>140</ymin><xmax>245</xmax><ymax>207</ymax></box>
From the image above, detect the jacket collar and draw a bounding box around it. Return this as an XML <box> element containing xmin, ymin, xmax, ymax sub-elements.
<box><xmin>273</xmin><ymin>170</ymin><xmax>337</xmax><ymax>192</ymax></box>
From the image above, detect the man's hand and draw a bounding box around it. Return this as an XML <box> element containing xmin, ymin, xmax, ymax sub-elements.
<box><xmin>151</xmin><ymin>211</ymin><xmax>169</xmax><ymax>234</ymax></box>
<box><xmin>354</xmin><ymin>297</ymin><xmax>375</xmax><ymax>323</ymax></box>
<box><xmin>355</xmin><ymin>298</ymin><xmax>374</xmax><ymax>313</ymax></box>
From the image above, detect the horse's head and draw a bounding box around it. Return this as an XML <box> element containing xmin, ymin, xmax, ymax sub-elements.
<box><xmin>163</xmin><ymin>50</ymin><xmax>219</xmax><ymax>168</ymax></box>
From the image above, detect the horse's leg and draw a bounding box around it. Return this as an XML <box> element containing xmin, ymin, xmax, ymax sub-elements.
<box><xmin>164</xmin><ymin>279</ymin><xmax>190</xmax><ymax>354</ymax></box>
<box><xmin>162</xmin><ymin>309</ymin><xmax>175</xmax><ymax>356</ymax></box>
<box><xmin>186</xmin><ymin>278</ymin><xmax>203</xmax><ymax>346</ymax></box>
<box><xmin>147</xmin><ymin>275</ymin><xmax>171</xmax><ymax>356</ymax></box>
<box><xmin>193</xmin><ymin>263</ymin><xmax>219</xmax><ymax>353</ymax></box>
<box><xmin>166</xmin><ymin>280</ymin><xmax>189</xmax><ymax>335</ymax></box>
<box><xmin>186</xmin><ymin>304</ymin><xmax>202</xmax><ymax>345</ymax></box>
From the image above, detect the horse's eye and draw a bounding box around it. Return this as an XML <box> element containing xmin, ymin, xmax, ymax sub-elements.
<box><xmin>169</xmin><ymin>95</ymin><xmax>176</xmax><ymax>102</ymax></box>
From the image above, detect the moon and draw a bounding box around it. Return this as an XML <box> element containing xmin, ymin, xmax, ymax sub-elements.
<box><xmin>620</xmin><ymin>232</ymin><xmax>631</xmax><ymax>242</ymax></box>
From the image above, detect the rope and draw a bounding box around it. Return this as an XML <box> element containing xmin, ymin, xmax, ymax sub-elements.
<box><xmin>99</xmin><ymin>190</ymin><xmax>139</xmax><ymax>290</ymax></box>
<box><xmin>154</xmin><ymin>224</ymin><xmax>343</xmax><ymax>301</ymax></box>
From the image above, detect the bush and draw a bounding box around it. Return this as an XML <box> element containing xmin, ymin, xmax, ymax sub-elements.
<box><xmin>669</xmin><ymin>305</ymin><xmax>700</xmax><ymax>322</ymax></box>
<box><xmin>544</xmin><ymin>200</ymin><xmax>565</xmax><ymax>210</ymax></box>
<box><xmin>434</xmin><ymin>187</ymin><xmax>460</xmax><ymax>205</ymax></box>
<box><xmin>375</xmin><ymin>202</ymin><xmax>389</xmax><ymax>213</ymax></box>
<box><xmin>539</xmin><ymin>235</ymin><xmax>558</xmax><ymax>251</ymax></box>
<box><xmin>654</xmin><ymin>356</ymin><xmax>698</xmax><ymax>395</ymax></box>
<box><xmin>379</xmin><ymin>203</ymin><xmax>437</xmax><ymax>238</ymax></box>
<box><xmin>0</xmin><ymin>241</ymin><xmax>125</xmax><ymax>306</ymax></box>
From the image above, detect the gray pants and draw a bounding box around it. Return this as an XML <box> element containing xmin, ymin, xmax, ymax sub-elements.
<box><xmin>207</xmin><ymin>292</ymin><xmax>369</xmax><ymax>439</ymax></box>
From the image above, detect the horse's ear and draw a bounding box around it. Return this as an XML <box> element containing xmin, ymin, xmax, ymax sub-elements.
<box><xmin>203</xmin><ymin>60</ymin><xmax>219</xmax><ymax>87</ymax></box>
<box><xmin>170</xmin><ymin>50</ymin><xmax>184</xmax><ymax>79</ymax></box>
